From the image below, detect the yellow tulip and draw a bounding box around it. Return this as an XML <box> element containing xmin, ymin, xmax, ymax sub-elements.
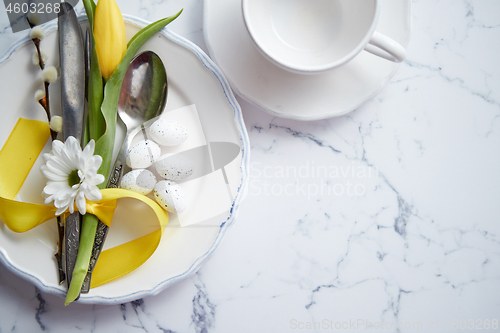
<box><xmin>94</xmin><ymin>0</ymin><xmax>127</xmax><ymax>80</ymax></box>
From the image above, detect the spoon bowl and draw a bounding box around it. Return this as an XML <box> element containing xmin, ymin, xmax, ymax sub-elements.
<box><xmin>118</xmin><ymin>51</ymin><xmax>168</xmax><ymax>132</ymax></box>
<box><xmin>108</xmin><ymin>51</ymin><xmax>168</xmax><ymax>187</ymax></box>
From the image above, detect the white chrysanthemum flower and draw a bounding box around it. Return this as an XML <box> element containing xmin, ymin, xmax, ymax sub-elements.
<box><xmin>32</xmin><ymin>50</ymin><xmax>47</xmax><ymax>65</ymax></box>
<box><xmin>41</xmin><ymin>137</ymin><xmax>105</xmax><ymax>216</ymax></box>
<box><xmin>49</xmin><ymin>116</ymin><xmax>63</xmax><ymax>133</ymax></box>
<box><xmin>41</xmin><ymin>65</ymin><xmax>58</xmax><ymax>83</ymax></box>
<box><xmin>30</xmin><ymin>26</ymin><xmax>45</xmax><ymax>40</ymax></box>
<box><xmin>34</xmin><ymin>89</ymin><xmax>45</xmax><ymax>101</ymax></box>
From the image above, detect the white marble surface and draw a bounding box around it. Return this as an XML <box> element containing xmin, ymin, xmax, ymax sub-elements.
<box><xmin>1</xmin><ymin>0</ymin><xmax>500</xmax><ymax>332</ymax></box>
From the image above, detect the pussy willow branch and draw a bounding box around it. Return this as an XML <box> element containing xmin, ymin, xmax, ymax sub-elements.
<box><xmin>28</xmin><ymin>18</ymin><xmax>64</xmax><ymax>283</ymax></box>
<box><xmin>28</xmin><ymin>18</ymin><xmax>57</xmax><ymax>140</ymax></box>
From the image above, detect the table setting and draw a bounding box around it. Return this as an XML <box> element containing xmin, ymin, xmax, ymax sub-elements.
<box><xmin>0</xmin><ymin>0</ymin><xmax>499</xmax><ymax>332</ymax></box>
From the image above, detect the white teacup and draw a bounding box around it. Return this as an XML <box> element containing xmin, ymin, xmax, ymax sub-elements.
<box><xmin>242</xmin><ymin>0</ymin><xmax>407</xmax><ymax>74</ymax></box>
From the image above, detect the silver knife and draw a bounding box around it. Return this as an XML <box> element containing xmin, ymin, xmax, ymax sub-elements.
<box><xmin>58</xmin><ymin>2</ymin><xmax>85</xmax><ymax>289</ymax></box>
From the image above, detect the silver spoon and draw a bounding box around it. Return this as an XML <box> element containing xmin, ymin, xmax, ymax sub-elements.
<box><xmin>109</xmin><ymin>51</ymin><xmax>168</xmax><ymax>186</ymax></box>
<box><xmin>81</xmin><ymin>51</ymin><xmax>168</xmax><ymax>292</ymax></box>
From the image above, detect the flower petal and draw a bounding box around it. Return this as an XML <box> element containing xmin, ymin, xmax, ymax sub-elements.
<box><xmin>41</xmin><ymin>169</ymin><xmax>68</xmax><ymax>182</ymax></box>
<box><xmin>76</xmin><ymin>191</ymin><xmax>86</xmax><ymax>214</ymax></box>
<box><xmin>56</xmin><ymin>206</ymin><xmax>69</xmax><ymax>216</ymax></box>
<box><xmin>51</xmin><ymin>140</ymin><xmax>64</xmax><ymax>155</ymax></box>
<box><xmin>43</xmin><ymin>181</ymin><xmax>67</xmax><ymax>195</ymax></box>
<box><xmin>82</xmin><ymin>139</ymin><xmax>95</xmax><ymax>159</ymax></box>
<box><xmin>83</xmin><ymin>184</ymin><xmax>102</xmax><ymax>201</ymax></box>
<box><xmin>94</xmin><ymin>0</ymin><xmax>127</xmax><ymax>79</ymax></box>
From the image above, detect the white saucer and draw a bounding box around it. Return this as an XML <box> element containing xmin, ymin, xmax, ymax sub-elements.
<box><xmin>203</xmin><ymin>0</ymin><xmax>411</xmax><ymax>120</ymax></box>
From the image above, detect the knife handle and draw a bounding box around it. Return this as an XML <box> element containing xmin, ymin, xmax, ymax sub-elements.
<box><xmin>80</xmin><ymin>140</ymin><xmax>129</xmax><ymax>292</ymax></box>
<box><xmin>65</xmin><ymin>212</ymin><xmax>81</xmax><ymax>288</ymax></box>
<box><xmin>81</xmin><ymin>219</ymin><xmax>108</xmax><ymax>293</ymax></box>
<box><xmin>81</xmin><ymin>124</ymin><xmax>147</xmax><ymax>292</ymax></box>
<box><xmin>107</xmin><ymin>161</ymin><xmax>125</xmax><ymax>189</ymax></box>
<box><xmin>81</xmin><ymin>130</ymin><xmax>134</xmax><ymax>292</ymax></box>
<box><xmin>81</xmin><ymin>150</ymin><xmax>126</xmax><ymax>292</ymax></box>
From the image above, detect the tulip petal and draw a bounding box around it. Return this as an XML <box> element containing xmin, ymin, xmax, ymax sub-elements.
<box><xmin>94</xmin><ymin>0</ymin><xmax>127</xmax><ymax>80</ymax></box>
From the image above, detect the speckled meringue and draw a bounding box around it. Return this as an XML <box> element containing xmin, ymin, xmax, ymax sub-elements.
<box><xmin>149</xmin><ymin>118</ymin><xmax>188</xmax><ymax>146</ymax></box>
<box><xmin>153</xmin><ymin>180</ymin><xmax>187</xmax><ymax>214</ymax></box>
<box><xmin>126</xmin><ymin>139</ymin><xmax>161</xmax><ymax>169</ymax></box>
<box><xmin>155</xmin><ymin>154</ymin><xmax>194</xmax><ymax>181</ymax></box>
<box><xmin>120</xmin><ymin>169</ymin><xmax>157</xmax><ymax>195</ymax></box>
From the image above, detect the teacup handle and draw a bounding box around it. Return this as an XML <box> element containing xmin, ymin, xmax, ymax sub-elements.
<box><xmin>364</xmin><ymin>32</ymin><xmax>406</xmax><ymax>62</ymax></box>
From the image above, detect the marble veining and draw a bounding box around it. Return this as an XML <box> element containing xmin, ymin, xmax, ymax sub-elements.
<box><xmin>191</xmin><ymin>273</ymin><xmax>216</xmax><ymax>333</ymax></box>
<box><xmin>35</xmin><ymin>288</ymin><xmax>48</xmax><ymax>331</ymax></box>
<box><xmin>1</xmin><ymin>0</ymin><xmax>500</xmax><ymax>332</ymax></box>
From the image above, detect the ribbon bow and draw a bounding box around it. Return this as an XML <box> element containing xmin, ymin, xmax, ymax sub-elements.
<box><xmin>0</xmin><ymin>118</ymin><xmax>168</xmax><ymax>289</ymax></box>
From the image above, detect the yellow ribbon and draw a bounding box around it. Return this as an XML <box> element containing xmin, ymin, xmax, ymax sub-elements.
<box><xmin>0</xmin><ymin>118</ymin><xmax>168</xmax><ymax>289</ymax></box>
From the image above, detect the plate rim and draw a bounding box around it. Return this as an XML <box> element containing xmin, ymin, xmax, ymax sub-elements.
<box><xmin>0</xmin><ymin>14</ymin><xmax>251</xmax><ymax>304</ymax></box>
<box><xmin>202</xmin><ymin>0</ymin><xmax>413</xmax><ymax>121</ymax></box>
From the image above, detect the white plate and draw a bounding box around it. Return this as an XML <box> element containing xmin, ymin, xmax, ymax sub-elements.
<box><xmin>0</xmin><ymin>15</ymin><xmax>250</xmax><ymax>304</ymax></box>
<box><xmin>203</xmin><ymin>0</ymin><xmax>411</xmax><ymax>120</ymax></box>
